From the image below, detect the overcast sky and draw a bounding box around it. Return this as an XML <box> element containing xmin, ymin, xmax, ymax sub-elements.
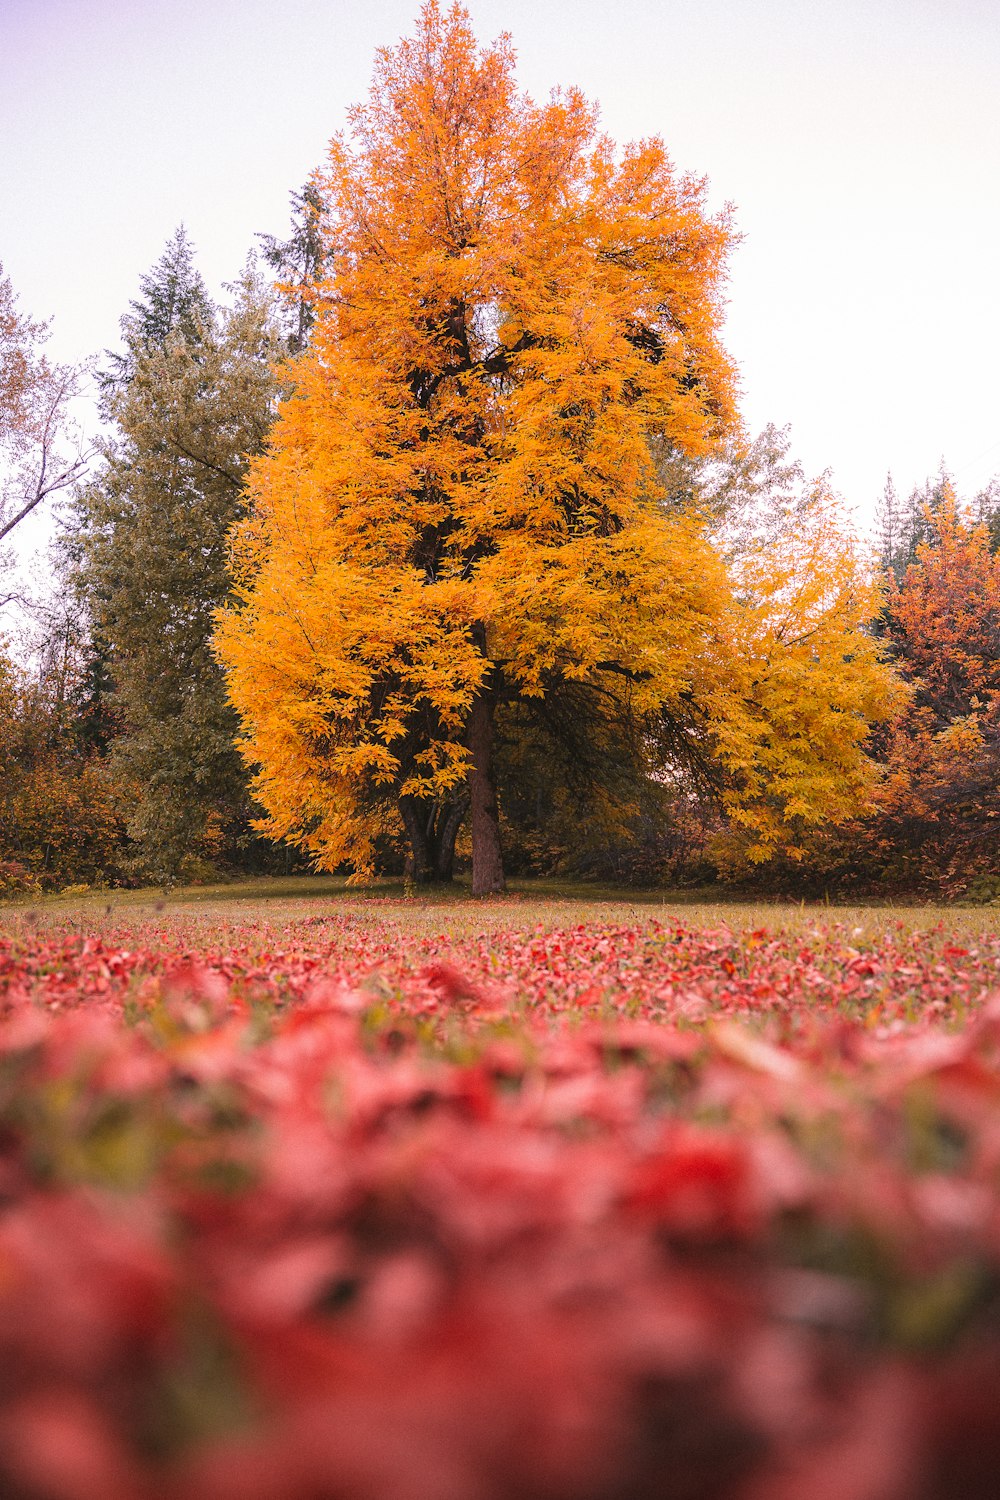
<box><xmin>3</xmin><ymin>0</ymin><xmax>1000</xmax><ymax>531</ymax></box>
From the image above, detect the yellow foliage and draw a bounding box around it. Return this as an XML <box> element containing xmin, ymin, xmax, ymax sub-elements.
<box><xmin>216</xmin><ymin>3</ymin><xmax>899</xmax><ymax>883</ymax></box>
<box><xmin>707</xmin><ymin>487</ymin><xmax>906</xmax><ymax>865</ymax></box>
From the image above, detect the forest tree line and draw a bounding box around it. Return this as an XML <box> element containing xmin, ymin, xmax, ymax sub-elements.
<box><xmin>2</xmin><ymin>5</ymin><xmax>999</xmax><ymax>900</ymax></box>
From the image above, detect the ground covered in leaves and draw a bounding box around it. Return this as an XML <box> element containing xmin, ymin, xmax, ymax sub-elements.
<box><xmin>2</xmin><ymin>906</ymin><xmax>1000</xmax><ymax>1498</ymax></box>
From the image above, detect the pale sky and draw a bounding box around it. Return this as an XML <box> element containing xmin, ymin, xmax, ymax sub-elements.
<box><xmin>3</xmin><ymin>0</ymin><xmax>1000</xmax><ymax>533</ymax></box>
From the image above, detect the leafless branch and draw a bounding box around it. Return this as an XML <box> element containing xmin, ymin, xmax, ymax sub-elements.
<box><xmin>0</xmin><ymin>364</ymin><xmax>93</xmax><ymax>545</ymax></box>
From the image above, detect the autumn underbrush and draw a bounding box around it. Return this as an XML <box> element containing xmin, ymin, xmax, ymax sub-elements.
<box><xmin>3</xmin><ymin>902</ymin><xmax>1000</xmax><ymax>1497</ymax></box>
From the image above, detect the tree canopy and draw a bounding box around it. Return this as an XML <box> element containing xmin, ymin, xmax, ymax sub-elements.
<box><xmin>73</xmin><ymin>241</ymin><xmax>284</xmax><ymax>881</ymax></box>
<box><xmin>216</xmin><ymin>1</ymin><xmax>898</xmax><ymax>894</ymax></box>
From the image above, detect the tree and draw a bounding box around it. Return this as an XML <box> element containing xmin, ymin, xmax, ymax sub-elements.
<box><xmin>497</xmin><ymin>425</ymin><xmax>863</xmax><ymax>884</ymax></box>
<box><xmin>0</xmin><ymin>263</ymin><xmax>88</xmax><ymax>564</ymax></box>
<box><xmin>217</xmin><ymin>2</ymin><xmax>898</xmax><ymax>895</ymax></box>
<box><xmin>100</xmin><ymin>227</ymin><xmax>214</xmax><ymax>397</ymax></box>
<box><xmin>875</xmin><ymin>473</ymin><xmax>903</xmax><ymax>584</ymax></box>
<box><xmin>886</xmin><ymin>483</ymin><xmax>1000</xmax><ymax>724</ymax></box>
<box><xmin>875</xmin><ymin>464</ymin><xmax>966</xmax><ymax>586</ymax></box>
<box><xmin>0</xmin><ymin>627</ymin><xmax>124</xmax><ymax>894</ymax></box>
<box><xmin>72</xmin><ymin>242</ymin><xmax>284</xmax><ymax>882</ymax></box>
<box><xmin>803</xmin><ymin>486</ymin><xmax>1000</xmax><ymax>896</ymax></box>
<box><xmin>258</xmin><ymin>182</ymin><xmax>330</xmax><ymax>354</ymax></box>
<box><xmin>706</xmin><ymin>480</ymin><xmax>904</xmax><ymax>870</ymax></box>
<box><xmin>873</xmin><ymin>491</ymin><xmax>1000</xmax><ymax>892</ymax></box>
<box><xmin>0</xmin><ymin>262</ymin><xmax>46</xmax><ymax>440</ymax></box>
<box><xmin>972</xmin><ymin>474</ymin><xmax>1000</xmax><ymax>556</ymax></box>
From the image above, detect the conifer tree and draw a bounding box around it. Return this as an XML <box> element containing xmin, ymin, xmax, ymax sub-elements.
<box><xmin>73</xmin><ymin>242</ymin><xmax>283</xmax><ymax>881</ymax></box>
<box><xmin>876</xmin><ymin>473</ymin><xmax>903</xmax><ymax>580</ymax></box>
<box><xmin>258</xmin><ymin>183</ymin><xmax>329</xmax><ymax>354</ymax></box>
<box><xmin>101</xmin><ymin>227</ymin><xmax>214</xmax><ymax>397</ymax></box>
<box><xmin>877</xmin><ymin>465</ymin><xmax>959</xmax><ymax>585</ymax></box>
<box><xmin>972</xmin><ymin>475</ymin><xmax>1000</xmax><ymax>555</ymax></box>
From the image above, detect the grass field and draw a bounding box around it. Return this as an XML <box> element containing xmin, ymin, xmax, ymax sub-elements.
<box><xmin>4</xmin><ymin>871</ymin><xmax>999</xmax><ymax>945</ymax></box>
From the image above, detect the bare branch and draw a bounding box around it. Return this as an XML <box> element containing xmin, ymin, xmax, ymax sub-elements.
<box><xmin>0</xmin><ymin>364</ymin><xmax>93</xmax><ymax>544</ymax></box>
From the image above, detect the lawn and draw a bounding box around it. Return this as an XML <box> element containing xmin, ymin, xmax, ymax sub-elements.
<box><xmin>8</xmin><ymin>869</ymin><xmax>1000</xmax><ymax>937</ymax></box>
<box><xmin>2</xmin><ymin>878</ymin><xmax>1000</xmax><ymax>1498</ymax></box>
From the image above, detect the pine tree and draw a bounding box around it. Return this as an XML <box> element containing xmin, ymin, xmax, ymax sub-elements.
<box><xmin>258</xmin><ymin>182</ymin><xmax>329</xmax><ymax>354</ymax></box>
<box><xmin>893</xmin><ymin>466</ymin><xmax>955</xmax><ymax>573</ymax></box>
<box><xmin>73</xmin><ymin>245</ymin><xmax>284</xmax><ymax>881</ymax></box>
<box><xmin>101</xmin><ymin>226</ymin><xmax>214</xmax><ymax>397</ymax></box>
<box><xmin>972</xmin><ymin>475</ymin><xmax>1000</xmax><ymax>555</ymax></box>
<box><xmin>876</xmin><ymin>473</ymin><xmax>903</xmax><ymax>579</ymax></box>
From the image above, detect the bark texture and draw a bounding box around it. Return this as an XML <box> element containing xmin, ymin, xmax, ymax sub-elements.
<box><xmin>468</xmin><ymin>689</ymin><xmax>505</xmax><ymax>896</ymax></box>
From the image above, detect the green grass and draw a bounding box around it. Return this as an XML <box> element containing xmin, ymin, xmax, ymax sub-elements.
<box><xmin>2</xmin><ymin>872</ymin><xmax>999</xmax><ymax>945</ymax></box>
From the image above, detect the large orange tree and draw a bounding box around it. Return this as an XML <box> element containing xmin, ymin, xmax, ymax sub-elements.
<box><xmin>217</xmin><ymin>2</ymin><xmax>896</xmax><ymax>893</ymax></box>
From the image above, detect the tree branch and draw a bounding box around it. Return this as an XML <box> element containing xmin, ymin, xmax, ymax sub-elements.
<box><xmin>0</xmin><ymin>365</ymin><xmax>92</xmax><ymax>543</ymax></box>
<box><xmin>168</xmin><ymin>431</ymin><xmax>245</xmax><ymax>491</ymax></box>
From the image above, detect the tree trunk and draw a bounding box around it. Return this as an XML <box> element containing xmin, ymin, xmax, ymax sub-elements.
<box><xmin>468</xmin><ymin>689</ymin><xmax>505</xmax><ymax>896</ymax></box>
<box><xmin>434</xmin><ymin>799</ymin><xmax>466</xmax><ymax>881</ymax></box>
<box><xmin>399</xmin><ymin>796</ymin><xmax>432</xmax><ymax>883</ymax></box>
<box><xmin>400</xmin><ymin>794</ymin><xmax>466</xmax><ymax>884</ymax></box>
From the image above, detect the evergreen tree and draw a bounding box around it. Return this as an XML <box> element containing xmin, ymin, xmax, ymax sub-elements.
<box><xmin>972</xmin><ymin>475</ymin><xmax>1000</xmax><ymax>555</ymax></box>
<box><xmin>258</xmin><ymin>182</ymin><xmax>329</xmax><ymax>354</ymax></box>
<box><xmin>73</xmin><ymin>241</ymin><xmax>284</xmax><ymax>882</ymax></box>
<box><xmin>101</xmin><ymin>226</ymin><xmax>214</xmax><ymax>398</ymax></box>
<box><xmin>877</xmin><ymin>465</ymin><xmax>956</xmax><ymax>582</ymax></box>
<box><xmin>876</xmin><ymin>473</ymin><xmax>903</xmax><ymax>580</ymax></box>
